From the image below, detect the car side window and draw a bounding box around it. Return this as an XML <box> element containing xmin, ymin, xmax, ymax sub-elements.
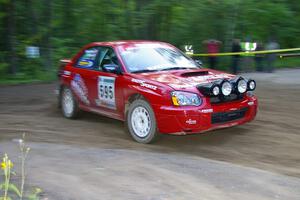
<box><xmin>101</xmin><ymin>48</ymin><xmax>119</xmax><ymax>67</ymax></box>
<box><xmin>94</xmin><ymin>47</ymin><xmax>120</xmax><ymax>71</ymax></box>
<box><xmin>76</xmin><ymin>47</ymin><xmax>99</xmax><ymax>69</ymax></box>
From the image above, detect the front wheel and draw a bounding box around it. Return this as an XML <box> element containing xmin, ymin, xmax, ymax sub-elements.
<box><xmin>126</xmin><ymin>99</ymin><xmax>159</xmax><ymax>143</ymax></box>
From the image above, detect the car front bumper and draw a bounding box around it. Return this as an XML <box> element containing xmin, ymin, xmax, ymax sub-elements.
<box><xmin>153</xmin><ymin>96</ymin><xmax>258</xmax><ymax>135</ymax></box>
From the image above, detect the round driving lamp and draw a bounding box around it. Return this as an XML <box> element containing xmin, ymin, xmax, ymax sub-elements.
<box><xmin>211</xmin><ymin>85</ymin><xmax>220</xmax><ymax>96</ymax></box>
<box><xmin>248</xmin><ymin>80</ymin><xmax>256</xmax><ymax>91</ymax></box>
<box><xmin>221</xmin><ymin>81</ymin><xmax>232</xmax><ymax>96</ymax></box>
<box><xmin>237</xmin><ymin>78</ymin><xmax>247</xmax><ymax>93</ymax></box>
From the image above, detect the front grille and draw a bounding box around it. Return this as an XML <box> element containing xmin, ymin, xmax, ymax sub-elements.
<box><xmin>211</xmin><ymin>107</ymin><xmax>248</xmax><ymax>124</ymax></box>
<box><xmin>210</xmin><ymin>94</ymin><xmax>244</xmax><ymax>104</ymax></box>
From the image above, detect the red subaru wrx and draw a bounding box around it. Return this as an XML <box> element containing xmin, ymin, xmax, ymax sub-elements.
<box><xmin>58</xmin><ymin>41</ymin><xmax>258</xmax><ymax>143</ymax></box>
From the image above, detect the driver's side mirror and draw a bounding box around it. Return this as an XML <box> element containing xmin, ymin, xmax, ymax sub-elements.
<box><xmin>103</xmin><ymin>64</ymin><xmax>122</xmax><ymax>75</ymax></box>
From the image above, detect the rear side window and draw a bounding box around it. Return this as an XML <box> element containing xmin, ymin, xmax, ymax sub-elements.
<box><xmin>76</xmin><ymin>47</ymin><xmax>99</xmax><ymax>69</ymax></box>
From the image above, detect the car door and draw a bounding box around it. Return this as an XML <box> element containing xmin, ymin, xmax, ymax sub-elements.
<box><xmin>84</xmin><ymin>46</ymin><xmax>124</xmax><ymax>120</ymax></box>
<box><xmin>70</xmin><ymin>46</ymin><xmax>100</xmax><ymax>107</ymax></box>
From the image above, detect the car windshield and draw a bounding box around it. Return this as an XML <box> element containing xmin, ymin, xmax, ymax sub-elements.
<box><xmin>118</xmin><ymin>44</ymin><xmax>200</xmax><ymax>73</ymax></box>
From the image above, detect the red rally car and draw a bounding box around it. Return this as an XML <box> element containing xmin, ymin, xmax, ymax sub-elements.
<box><xmin>58</xmin><ymin>41</ymin><xmax>258</xmax><ymax>143</ymax></box>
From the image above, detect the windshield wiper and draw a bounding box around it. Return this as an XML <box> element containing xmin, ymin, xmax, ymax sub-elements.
<box><xmin>131</xmin><ymin>69</ymin><xmax>159</xmax><ymax>73</ymax></box>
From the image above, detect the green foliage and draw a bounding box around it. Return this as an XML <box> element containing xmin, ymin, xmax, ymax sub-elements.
<box><xmin>0</xmin><ymin>183</ymin><xmax>21</xmax><ymax>197</ymax></box>
<box><xmin>0</xmin><ymin>63</ymin><xmax>9</xmax><ymax>78</ymax></box>
<box><xmin>27</xmin><ymin>188</ymin><xmax>42</xmax><ymax>200</ymax></box>
<box><xmin>0</xmin><ymin>0</ymin><xmax>299</xmax><ymax>83</ymax></box>
<box><xmin>276</xmin><ymin>57</ymin><xmax>300</xmax><ymax>68</ymax></box>
<box><xmin>0</xmin><ymin>134</ymin><xmax>42</xmax><ymax>200</ymax></box>
<box><xmin>0</xmin><ymin>197</ymin><xmax>12</xmax><ymax>200</ymax></box>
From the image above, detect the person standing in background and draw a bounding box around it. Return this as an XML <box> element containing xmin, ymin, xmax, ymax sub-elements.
<box><xmin>231</xmin><ymin>39</ymin><xmax>242</xmax><ymax>74</ymax></box>
<box><xmin>265</xmin><ymin>39</ymin><xmax>280</xmax><ymax>73</ymax></box>
<box><xmin>203</xmin><ymin>39</ymin><xmax>222</xmax><ymax>69</ymax></box>
<box><xmin>255</xmin><ymin>42</ymin><xmax>264</xmax><ymax>72</ymax></box>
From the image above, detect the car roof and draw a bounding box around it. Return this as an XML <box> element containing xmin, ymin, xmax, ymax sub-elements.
<box><xmin>86</xmin><ymin>40</ymin><xmax>173</xmax><ymax>48</ymax></box>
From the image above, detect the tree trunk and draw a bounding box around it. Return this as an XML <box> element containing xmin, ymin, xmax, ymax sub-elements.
<box><xmin>24</xmin><ymin>0</ymin><xmax>38</xmax><ymax>37</ymax></box>
<box><xmin>42</xmin><ymin>0</ymin><xmax>53</xmax><ymax>70</ymax></box>
<box><xmin>62</xmin><ymin>0</ymin><xmax>73</xmax><ymax>38</ymax></box>
<box><xmin>6</xmin><ymin>0</ymin><xmax>18</xmax><ymax>75</ymax></box>
<box><xmin>123</xmin><ymin>0</ymin><xmax>134</xmax><ymax>39</ymax></box>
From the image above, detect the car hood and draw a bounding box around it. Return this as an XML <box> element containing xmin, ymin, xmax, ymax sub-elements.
<box><xmin>135</xmin><ymin>68</ymin><xmax>236</xmax><ymax>90</ymax></box>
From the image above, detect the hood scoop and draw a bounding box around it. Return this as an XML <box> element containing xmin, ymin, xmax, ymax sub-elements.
<box><xmin>181</xmin><ymin>70</ymin><xmax>210</xmax><ymax>77</ymax></box>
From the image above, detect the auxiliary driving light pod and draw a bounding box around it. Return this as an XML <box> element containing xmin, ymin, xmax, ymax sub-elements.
<box><xmin>236</xmin><ymin>77</ymin><xmax>248</xmax><ymax>94</ymax></box>
<box><xmin>247</xmin><ymin>79</ymin><xmax>256</xmax><ymax>91</ymax></box>
<box><xmin>220</xmin><ymin>80</ymin><xmax>232</xmax><ymax>96</ymax></box>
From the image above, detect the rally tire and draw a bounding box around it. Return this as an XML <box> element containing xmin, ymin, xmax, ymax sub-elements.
<box><xmin>61</xmin><ymin>87</ymin><xmax>80</xmax><ymax>119</ymax></box>
<box><xmin>126</xmin><ymin>99</ymin><xmax>159</xmax><ymax>144</ymax></box>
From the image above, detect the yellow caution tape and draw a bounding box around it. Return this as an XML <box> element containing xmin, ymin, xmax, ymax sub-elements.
<box><xmin>187</xmin><ymin>48</ymin><xmax>300</xmax><ymax>57</ymax></box>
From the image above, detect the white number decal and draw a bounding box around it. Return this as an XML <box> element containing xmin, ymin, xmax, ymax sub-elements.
<box><xmin>97</xmin><ymin>76</ymin><xmax>116</xmax><ymax>109</ymax></box>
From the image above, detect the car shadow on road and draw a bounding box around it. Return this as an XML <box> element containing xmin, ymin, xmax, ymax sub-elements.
<box><xmin>161</xmin><ymin>126</ymin><xmax>249</xmax><ymax>145</ymax></box>
<box><xmin>79</xmin><ymin>111</ymin><xmax>251</xmax><ymax>154</ymax></box>
<box><xmin>49</xmin><ymin>103</ymin><xmax>252</xmax><ymax>158</ymax></box>
<box><xmin>80</xmin><ymin>109</ymin><xmax>250</xmax><ymax>145</ymax></box>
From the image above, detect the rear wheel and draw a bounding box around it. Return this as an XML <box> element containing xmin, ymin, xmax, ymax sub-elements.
<box><xmin>61</xmin><ymin>87</ymin><xmax>80</xmax><ymax>119</ymax></box>
<box><xmin>126</xmin><ymin>99</ymin><xmax>159</xmax><ymax>143</ymax></box>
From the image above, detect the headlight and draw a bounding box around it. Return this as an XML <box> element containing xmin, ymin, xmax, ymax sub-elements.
<box><xmin>221</xmin><ymin>81</ymin><xmax>232</xmax><ymax>96</ymax></box>
<box><xmin>248</xmin><ymin>80</ymin><xmax>256</xmax><ymax>91</ymax></box>
<box><xmin>212</xmin><ymin>85</ymin><xmax>220</xmax><ymax>96</ymax></box>
<box><xmin>197</xmin><ymin>83</ymin><xmax>220</xmax><ymax>96</ymax></box>
<box><xmin>237</xmin><ymin>78</ymin><xmax>247</xmax><ymax>93</ymax></box>
<box><xmin>171</xmin><ymin>91</ymin><xmax>202</xmax><ymax>106</ymax></box>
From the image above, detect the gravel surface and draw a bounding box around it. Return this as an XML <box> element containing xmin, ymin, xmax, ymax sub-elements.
<box><xmin>0</xmin><ymin>69</ymin><xmax>299</xmax><ymax>199</ymax></box>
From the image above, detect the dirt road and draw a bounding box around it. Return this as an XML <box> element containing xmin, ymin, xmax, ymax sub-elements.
<box><xmin>0</xmin><ymin>69</ymin><xmax>299</xmax><ymax>199</ymax></box>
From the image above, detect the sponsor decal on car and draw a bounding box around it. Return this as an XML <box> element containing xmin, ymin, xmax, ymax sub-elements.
<box><xmin>85</xmin><ymin>49</ymin><xmax>98</xmax><ymax>57</ymax></box>
<box><xmin>131</xmin><ymin>78</ymin><xmax>157</xmax><ymax>90</ymax></box>
<box><xmin>95</xmin><ymin>76</ymin><xmax>116</xmax><ymax>109</ymax></box>
<box><xmin>168</xmin><ymin>84</ymin><xmax>192</xmax><ymax>89</ymax></box>
<box><xmin>78</xmin><ymin>59</ymin><xmax>94</xmax><ymax>68</ymax></box>
<box><xmin>77</xmin><ymin>48</ymin><xmax>99</xmax><ymax>68</ymax></box>
<box><xmin>71</xmin><ymin>74</ymin><xmax>90</xmax><ymax>105</ymax></box>
<box><xmin>63</xmin><ymin>70</ymin><xmax>71</xmax><ymax>76</ymax></box>
<box><xmin>186</xmin><ymin>119</ymin><xmax>197</xmax><ymax>125</ymax></box>
<box><xmin>200</xmin><ymin>108</ymin><xmax>213</xmax><ymax>113</ymax></box>
<box><xmin>248</xmin><ymin>101</ymin><xmax>254</xmax><ymax>106</ymax></box>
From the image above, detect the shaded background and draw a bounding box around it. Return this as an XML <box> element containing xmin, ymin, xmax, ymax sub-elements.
<box><xmin>0</xmin><ymin>0</ymin><xmax>300</xmax><ymax>83</ymax></box>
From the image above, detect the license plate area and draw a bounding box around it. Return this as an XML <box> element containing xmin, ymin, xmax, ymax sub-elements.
<box><xmin>211</xmin><ymin>107</ymin><xmax>248</xmax><ymax>124</ymax></box>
